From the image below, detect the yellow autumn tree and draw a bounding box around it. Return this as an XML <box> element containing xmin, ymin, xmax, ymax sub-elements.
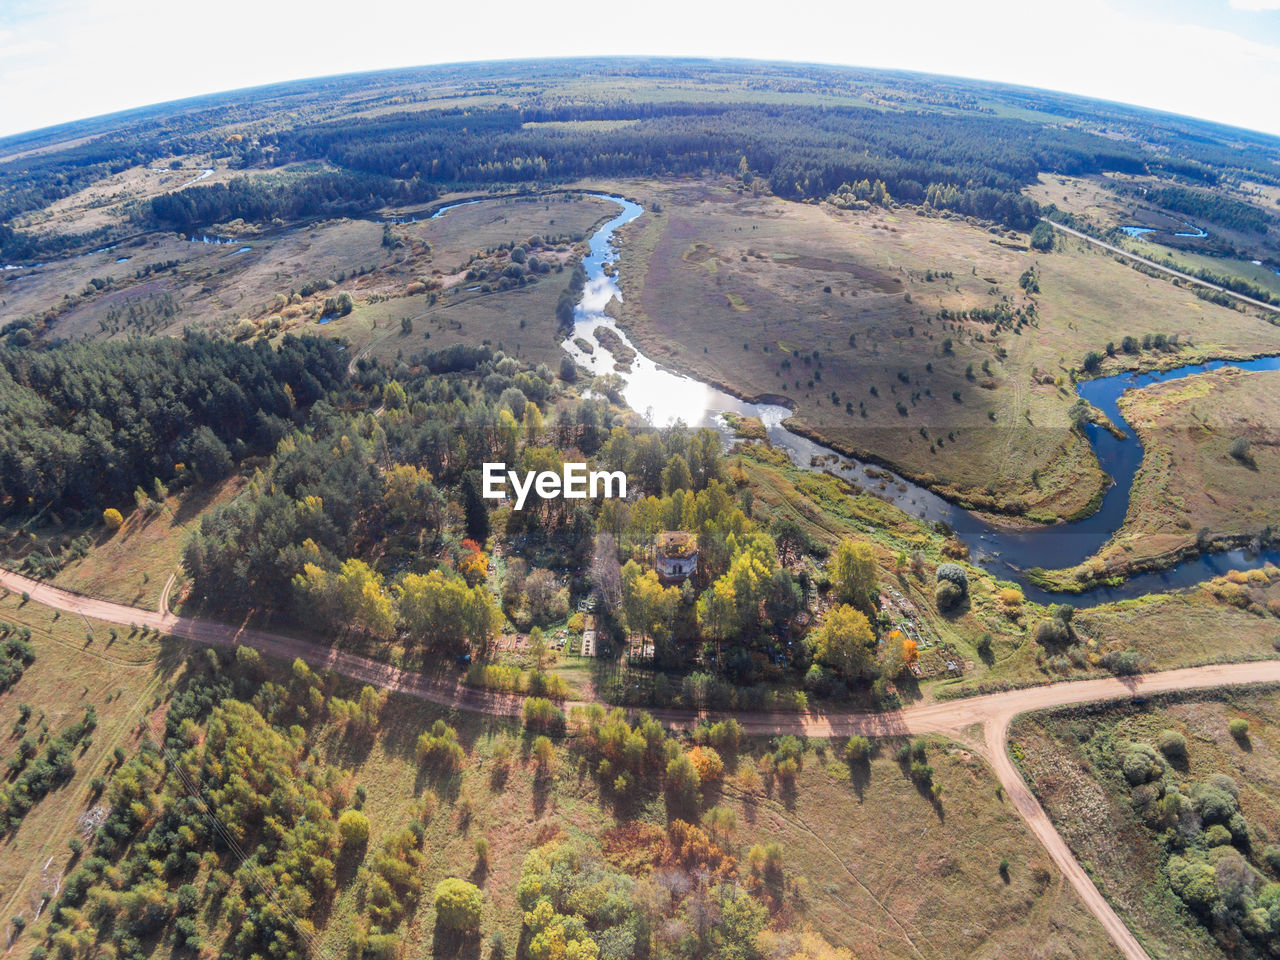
<box><xmin>809</xmin><ymin>604</ymin><xmax>876</xmax><ymax>678</ymax></box>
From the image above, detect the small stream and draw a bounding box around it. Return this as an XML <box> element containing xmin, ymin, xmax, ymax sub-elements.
<box><xmin>550</xmin><ymin>195</ymin><xmax>1279</xmax><ymax>605</ymax></box>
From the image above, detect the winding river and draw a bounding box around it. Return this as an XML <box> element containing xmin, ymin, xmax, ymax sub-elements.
<box><xmin>446</xmin><ymin>193</ymin><xmax>1277</xmax><ymax>606</ymax></box>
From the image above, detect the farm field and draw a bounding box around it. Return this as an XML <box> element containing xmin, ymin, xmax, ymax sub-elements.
<box><xmin>608</xmin><ymin>178</ymin><xmax>1280</xmax><ymax>522</ymax></box>
<box><xmin>1012</xmin><ymin>687</ymin><xmax>1280</xmax><ymax>960</ymax></box>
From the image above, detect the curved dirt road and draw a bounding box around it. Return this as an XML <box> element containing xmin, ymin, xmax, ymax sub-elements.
<box><xmin>6</xmin><ymin>567</ymin><xmax>1280</xmax><ymax>959</ymax></box>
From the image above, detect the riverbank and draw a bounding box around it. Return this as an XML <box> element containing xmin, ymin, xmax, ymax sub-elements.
<box><xmin>567</xmin><ymin>189</ymin><xmax>1280</xmax><ymax>605</ymax></box>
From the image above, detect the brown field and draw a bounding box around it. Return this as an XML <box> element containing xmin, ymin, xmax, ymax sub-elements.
<box><xmin>303</xmin><ymin>690</ymin><xmax>1120</xmax><ymax>960</ymax></box>
<box><xmin>6</xmin><ymin>192</ymin><xmax>615</xmax><ymax>354</ymax></box>
<box><xmin>10</xmin><ymin>159</ymin><xmax>240</xmax><ymax>238</ymax></box>
<box><xmin>1036</xmin><ymin>368</ymin><xmax>1280</xmax><ymax>588</ymax></box>
<box><xmin>319</xmin><ymin>194</ymin><xmax>617</xmax><ymax>369</ymax></box>
<box><xmin>1012</xmin><ymin>687</ymin><xmax>1280</xmax><ymax>960</ymax></box>
<box><xmin>607</xmin><ymin>179</ymin><xmax>1280</xmax><ymax>522</ymax></box>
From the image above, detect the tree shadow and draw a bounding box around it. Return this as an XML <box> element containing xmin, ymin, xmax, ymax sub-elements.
<box><xmin>432</xmin><ymin>927</ymin><xmax>481</xmax><ymax>960</ymax></box>
<box><xmin>848</xmin><ymin>758</ymin><xmax>870</xmax><ymax>800</ymax></box>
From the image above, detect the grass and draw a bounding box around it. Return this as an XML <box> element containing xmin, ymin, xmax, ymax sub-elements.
<box><xmin>318</xmin><ymin>193</ymin><xmax>618</xmax><ymax>370</ymax></box>
<box><xmin>718</xmin><ymin>736</ymin><xmax>1122</xmax><ymax>959</ymax></box>
<box><xmin>1033</xmin><ymin>368</ymin><xmax>1280</xmax><ymax>589</ymax></box>
<box><xmin>254</xmin><ymin>668</ymin><xmax>1125</xmax><ymax>958</ymax></box>
<box><xmin>1011</xmin><ymin>686</ymin><xmax>1280</xmax><ymax>960</ymax></box>
<box><xmin>0</xmin><ymin>595</ymin><xmax>178</xmax><ymax>933</ymax></box>
<box><xmin>608</xmin><ymin>178</ymin><xmax>1280</xmax><ymax>523</ymax></box>
<box><xmin>0</xmin><ymin>476</ymin><xmax>244</xmax><ymax>611</ymax></box>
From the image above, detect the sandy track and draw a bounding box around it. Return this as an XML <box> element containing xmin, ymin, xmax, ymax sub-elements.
<box><xmin>7</xmin><ymin>565</ymin><xmax>1279</xmax><ymax>959</ymax></box>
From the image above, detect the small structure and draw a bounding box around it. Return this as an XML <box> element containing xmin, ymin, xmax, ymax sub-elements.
<box><xmin>654</xmin><ymin>531</ymin><xmax>698</xmax><ymax>583</ymax></box>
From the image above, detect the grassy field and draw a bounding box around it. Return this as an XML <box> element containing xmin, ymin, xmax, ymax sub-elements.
<box><xmin>1025</xmin><ymin>173</ymin><xmax>1280</xmax><ymax>296</ymax></box>
<box><xmin>607</xmin><ymin>178</ymin><xmax>1280</xmax><ymax>522</ymax></box>
<box><xmin>0</xmin><ymin>612</ymin><xmax>1123</xmax><ymax>960</ymax></box>
<box><xmin>315</xmin><ymin>193</ymin><xmax>617</xmax><ymax>369</ymax></box>
<box><xmin>12</xmin><ymin>189</ymin><xmax>615</xmax><ymax>354</ymax></box>
<box><xmin>0</xmin><ymin>594</ymin><xmax>178</xmax><ymax>933</ymax></box>
<box><xmin>0</xmin><ymin>476</ymin><xmax>245</xmax><ymax>612</ymax></box>
<box><xmin>1012</xmin><ymin>686</ymin><xmax>1280</xmax><ymax>960</ymax></box>
<box><xmin>281</xmin><ymin>675</ymin><xmax>1124</xmax><ymax>959</ymax></box>
<box><xmin>1034</xmin><ymin>368</ymin><xmax>1280</xmax><ymax>589</ymax></box>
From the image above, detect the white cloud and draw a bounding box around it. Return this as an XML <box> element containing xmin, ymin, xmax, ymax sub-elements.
<box><xmin>1230</xmin><ymin>0</ymin><xmax>1280</xmax><ymax>11</ymax></box>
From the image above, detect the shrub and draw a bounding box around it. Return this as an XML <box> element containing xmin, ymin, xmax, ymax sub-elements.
<box><xmin>935</xmin><ymin>563</ymin><xmax>969</xmax><ymax>593</ymax></box>
<box><xmin>1229</xmin><ymin>437</ymin><xmax>1253</xmax><ymax>463</ymax></box>
<box><xmin>1262</xmin><ymin>845</ymin><xmax>1280</xmax><ymax>875</ymax></box>
<box><xmin>1121</xmin><ymin>744</ymin><xmax>1163</xmax><ymax>786</ymax></box>
<box><xmin>1156</xmin><ymin>731</ymin><xmax>1187</xmax><ymax>761</ymax></box>
<box><xmin>1204</xmin><ymin>823</ymin><xmax>1233</xmax><ymax>847</ymax></box>
<box><xmin>433</xmin><ymin>877</ymin><xmax>483</xmax><ymax>932</ymax></box>
<box><xmin>102</xmin><ymin>508</ymin><xmax>124</xmax><ymax>530</ymax></box>
<box><xmin>521</xmin><ymin>697</ymin><xmax>564</xmax><ymax>733</ymax></box>
<box><xmin>416</xmin><ymin>720</ymin><xmax>465</xmax><ymax>770</ymax></box>
<box><xmin>1228</xmin><ymin>718</ymin><xmax>1250</xmax><ymax>741</ymax></box>
<box><xmin>996</xmin><ymin>587</ymin><xmax>1022</xmax><ymax>607</ymax></box>
<box><xmin>1101</xmin><ymin>649</ymin><xmax>1140</xmax><ymax>675</ymax></box>
<box><xmin>707</xmin><ymin>718</ymin><xmax>742</xmax><ymax>754</ymax></box>
<box><xmin>935</xmin><ymin>580</ymin><xmax>963</xmax><ymax>611</ymax></box>
<box><xmin>845</xmin><ymin>736</ymin><xmax>871</xmax><ymax>763</ymax></box>
<box><xmin>531</xmin><ymin>735</ymin><xmax>554</xmax><ymax>770</ymax></box>
<box><xmin>1034</xmin><ymin>618</ymin><xmax>1070</xmax><ymax>646</ymax></box>
<box><xmin>687</xmin><ymin>746</ymin><xmax>724</xmax><ymax>782</ymax></box>
<box><xmin>338</xmin><ymin>809</ymin><xmax>370</xmax><ymax>847</ymax></box>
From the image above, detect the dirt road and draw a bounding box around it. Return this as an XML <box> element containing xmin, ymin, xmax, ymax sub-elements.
<box><xmin>1042</xmin><ymin>218</ymin><xmax>1280</xmax><ymax>316</ymax></box>
<box><xmin>7</xmin><ymin>566</ymin><xmax>1279</xmax><ymax>959</ymax></box>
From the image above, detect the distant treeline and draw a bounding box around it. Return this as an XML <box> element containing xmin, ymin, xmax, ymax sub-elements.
<box><xmin>6</xmin><ymin>60</ymin><xmax>1280</xmax><ymax>254</ymax></box>
<box><xmin>264</xmin><ymin>102</ymin><xmax>1154</xmax><ymax>229</ymax></box>
<box><xmin>0</xmin><ymin>333</ymin><xmax>347</xmax><ymax>518</ymax></box>
<box><xmin>1145</xmin><ymin>185</ymin><xmax>1274</xmax><ymax>235</ymax></box>
<box><xmin>144</xmin><ymin>170</ymin><xmax>437</xmax><ymax>233</ymax></box>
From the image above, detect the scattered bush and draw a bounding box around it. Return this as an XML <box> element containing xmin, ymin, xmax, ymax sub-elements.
<box><xmin>935</xmin><ymin>580</ymin><xmax>963</xmax><ymax>611</ymax></box>
<box><xmin>433</xmin><ymin>877</ymin><xmax>484</xmax><ymax>932</ymax></box>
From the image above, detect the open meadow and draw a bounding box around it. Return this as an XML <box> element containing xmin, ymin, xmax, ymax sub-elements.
<box><xmin>609</xmin><ymin>179</ymin><xmax>1280</xmax><ymax>522</ymax></box>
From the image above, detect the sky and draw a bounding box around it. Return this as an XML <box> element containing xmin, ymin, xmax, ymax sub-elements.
<box><xmin>0</xmin><ymin>0</ymin><xmax>1278</xmax><ymax>139</ymax></box>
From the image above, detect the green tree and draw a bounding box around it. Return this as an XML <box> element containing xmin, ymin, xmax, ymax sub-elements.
<box><xmin>338</xmin><ymin>809</ymin><xmax>370</xmax><ymax>847</ymax></box>
<box><xmin>622</xmin><ymin>561</ymin><xmax>679</xmax><ymax>641</ymax></box>
<box><xmin>830</xmin><ymin>539</ymin><xmax>879</xmax><ymax>616</ymax></box>
<box><xmin>434</xmin><ymin>878</ymin><xmax>484</xmax><ymax>932</ymax></box>
<box><xmin>397</xmin><ymin>570</ymin><xmax>500</xmax><ymax>652</ymax></box>
<box><xmin>809</xmin><ymin>604</ymin><xmax>876</xmax><ymax>678</ymax></box>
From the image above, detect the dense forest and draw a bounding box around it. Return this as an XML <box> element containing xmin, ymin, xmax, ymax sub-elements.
<box><xmin>1144</xmin><ymin>185</ymin><xmax>1275</xmax><ymax>235</ymax></box>
<box><xmin>144</xmin><ymin>169</ymin><xmax>436</xmax><ymax>233</ymax></box>
<box><xmin>247</xmin><ymin>100</ymin><xmax>1150</xmax><ymax>229</ymax></box>
<box><xmin>0</xmin><ymin>333</ymin><xmax>347</xmax><ymax>519</ymax></box>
